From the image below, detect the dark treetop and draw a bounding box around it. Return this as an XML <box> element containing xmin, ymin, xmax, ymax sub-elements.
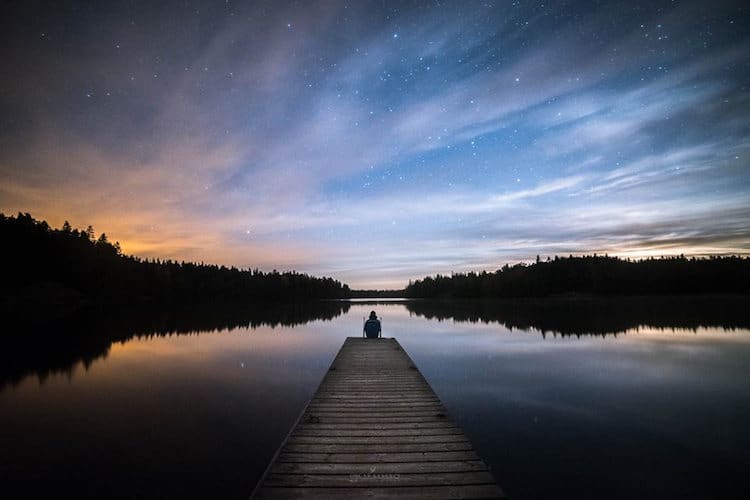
<box><xmin>0</xmin><ymin>212</ymin><xmax>352</xmax><ymax>316</ymax></box>
<box><xmin>405</xmin><ymin>254</ymin><xmax>750</xmax><ymax>298</ymax></box>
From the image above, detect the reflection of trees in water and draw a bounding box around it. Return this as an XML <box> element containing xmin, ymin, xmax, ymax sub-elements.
<box><xmin>1</xmin><ymin>301</ymin><xmax>350</xmax><ymax>389</ymax></box>
<box><xmin>7</xmin><ymin>296</ymin><xmax>748</xmax><ymax>389</ymax></box>
<box><xmin>405</xmin><ymin>296</ymin><xmax>750</xmax><ymax>338</ymax></box>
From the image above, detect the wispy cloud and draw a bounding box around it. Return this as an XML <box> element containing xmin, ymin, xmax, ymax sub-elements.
<box><xmin>1</xmin><ymin>1</ymin><xmax>748</xmax><ymax>287</ymax></box>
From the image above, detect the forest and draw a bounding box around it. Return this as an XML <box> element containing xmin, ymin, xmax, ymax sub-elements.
<box><xmin>0</xmin><ymin>212</ymin><xmax>351</xmax><ymax>314</ymax></box>
<box><xmin>4</xmin><ymin>212</ymin><xmax>749</xmax><ymax>313</ymax></box>
<box><xmin>405</xmin><ymin>254</ymin><xmax>750</xmax><ymax>298</ymax></box>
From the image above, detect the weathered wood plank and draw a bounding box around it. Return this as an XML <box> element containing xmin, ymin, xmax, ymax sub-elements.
<box><xmin>300</xmin><ymin>415</ymin><xmax>451</xmax><ymax>424</ymax></box>
<box><xmin>316</xmin><ymin>386</ymin><xmax>432</xmax><ymax>391</ymax></box>
<box><xmin>306</xmin><ymin>405</ymin><xmax>446</xmax><ymax>412</ymax></box>
<box><xmin>319</xmin><ymin>378</ymin><xmax>426</xmax><ymax>383</ymax></box>
<box><xmin>315</xmin><ymin>387</ymin><xmax>438</xmax><ymax>400</ymax></box>
<box><xmin>309</xmin><ymin>401</ymin><xmax>442</xmax><ymax>408</ymax></box>
<box><xmin>319</xmin><ymin>383</ymin><xmax>425</xmax><ymax>387</ymax></box>
<box><xmin>276</xmin><ymin>450</ymin><xmax>482</xmax><ymax>463</ymax></box>
<box><xmin>263</xmin><ymin>471</ymin><xmax>497</xmax><ymax>488</ymax></box>
<box><xmin>323</xmin><ymin>383</ymin><xmax>420</xmax><ymax>387</ymax></box>
<box><xmin>288</xmin><ymin>434</ymin><xmax>469</xmax><ymax>444</ymax></box>
<box><xmin>317</xmin><ymin>386</ymin><xmax>430</xmax><ymax>392</ymax></box>
<box><xmin>251</xmin><ymin>337</ymin><xmax>503</xmax><ymax>498</ymax></box>
<box><xmin>295</xmin><ymin>421</ymin><xmax>458</xmax><ymax>431</ymax></box>
<box><xmin>283</xmin><ymin>442</ymin><xmax>474</xmax><ymax>454</ymax></box>
<box><xmin>324</xmin><ymin>383</ymin><xmax>425</xmax><ymax>387</ymax></box>
<box><xmin>304</xmin><ymin>409</ymin><xmax>447</xmax><ymax>417</ymax></box>
<box><xmin>311</xmin><ymin>399</ymin><xmax>439</xmax><ymax>405</ymax></box>
<box><xmin>310</xmin><ymin>399</ymin><xmax>441</xmax><ymax>405</ymax></box>
<box><xmin>301</xmin><ymin>413</ymin><xmax>444</xmax><ymax>420</ymax></box>
<box><xmin>255</xmin><ymin>484</ymin><xmax>504</xmax><ymax>499</ymax></box>
<box><xmin>292</xmin><ymin>427</ymin><xmax>462</xmax><ymax>437</ymax></box>
<box><xmin>270</xmin><ymin>460</ymin><xmax>489</xmax><ymax>475</ymax></box>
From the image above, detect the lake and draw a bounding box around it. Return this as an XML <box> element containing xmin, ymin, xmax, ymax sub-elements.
<box><xmin>1</xmin><ymin>297</ymin><xmax>749</xmax><ymax>499</ymax></box>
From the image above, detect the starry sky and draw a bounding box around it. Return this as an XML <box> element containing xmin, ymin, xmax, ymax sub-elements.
<box><xmin>1</xmin><ymin>1</ymin><xmax>749</xmax><ymax>288</ymax></box>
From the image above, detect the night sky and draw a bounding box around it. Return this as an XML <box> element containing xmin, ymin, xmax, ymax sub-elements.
<box><xmin>1</xmin><ymin>1</ymin><xmax>748</xmax><ymax>288</ymax></box>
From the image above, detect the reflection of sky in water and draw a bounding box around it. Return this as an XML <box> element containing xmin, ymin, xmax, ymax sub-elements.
<box><xmin>1</xmin><ymin>303</ymin><xmax>749</xmax><ymax>499</ymax></box>
<box><xmin>390</xmin><ymin>306</ymin><xmax>750</xmax><ymax>499</ymax></box>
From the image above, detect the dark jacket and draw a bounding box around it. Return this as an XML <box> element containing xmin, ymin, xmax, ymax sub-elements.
<box><xmin>364</xmin><ymin>318</ymin><xmax>381</xmax><ymax>338</ymax></box>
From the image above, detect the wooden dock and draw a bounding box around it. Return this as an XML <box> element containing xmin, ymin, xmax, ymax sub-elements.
<box><xmin>252</xmin><ymin>337</ymin><xmax>504</xmax><ymax>499</ymax></box>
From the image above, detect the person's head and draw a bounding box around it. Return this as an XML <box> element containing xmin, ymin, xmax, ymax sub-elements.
<box><xmin>369</xmin><ymin>310</ymin><xmax>377</xmax><ymax>319</ymax></box>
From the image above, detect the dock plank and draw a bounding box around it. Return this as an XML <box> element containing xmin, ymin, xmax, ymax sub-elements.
<box><xmin>288</xmin><ymin>435</ymin><xmax>470</xmax><ymax>445</ymax></box>
<box><xmin>263</xmin><ymin>471</ymin><xmax>497</xmax><ymax>487</ymax></box>
<box><xmin>276</xmin><ymin>451</ymin><xmax>482</xmax><ymax>463</ymax></box>
<box><xmin>270</xmin><ymin>461</ymin><xmax>490</xmax><ymax>475</ymax></box>
<box><xmin>292</xmin><ymin>428</ymin><xmax>464</xmax><ymax>438</ymax></box>
<box><xmin>251</xmin><ymin>337</ymin><xmax>503</xmax><ymax>499</ymax></box>
<box><xmin>282</xmin><ymin>442</ymin><xmax>474</xmax><ymax>454</ymax></box>
<box><xmin>254</xmin><ymin>485</ymin><xmax>503</xmax><ymax>499</ymax></box>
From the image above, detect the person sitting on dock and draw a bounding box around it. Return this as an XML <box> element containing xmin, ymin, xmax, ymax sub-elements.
<box><xmin>363</xmin><ymin>310</ymin><xmax>382</xmax><ymax>339</ymax></box>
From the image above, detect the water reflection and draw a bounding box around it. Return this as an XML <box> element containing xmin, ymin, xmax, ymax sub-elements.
<box><xmin>405</xmin><ymin>295</ymin><xmax>750</xmax><ymax>337</ymax></box>
<box><xmin>1</xmin><ymin>300</ymin><xmax>749</xmax><ymax>499</ymax></box>
<box><xmin>5</xmin><ymin>296</ymin><xmax>749</xmax><ymax>389</ymax></box>
<box><xmin>1</xmin><ymin>300</ymin><xmax>350</xmax><ymax>388</ymax></box>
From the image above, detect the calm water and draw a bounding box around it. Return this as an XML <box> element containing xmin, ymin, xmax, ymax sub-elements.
<box><xmin>2</xmin><ymin>298</ymin><xmax>749</xmax><ymax>499</ymax></box>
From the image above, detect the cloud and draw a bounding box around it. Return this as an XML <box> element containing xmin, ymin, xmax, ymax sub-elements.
<box><xmin>1</xmin><ymin>1</ymin><xmax>748</xmax><ymax>288</ymax></box>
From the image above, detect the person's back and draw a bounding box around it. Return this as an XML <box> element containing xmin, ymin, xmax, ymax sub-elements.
<box><xmin>364</xmin><ymin>311</ymin><xmax>381</xmax><ymax>338</ymax></box>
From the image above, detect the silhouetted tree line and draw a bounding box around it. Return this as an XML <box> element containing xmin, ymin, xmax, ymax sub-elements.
<box><xmin>406</xmin><ymin>296</ymin><xmax>750</xmax><ymax>337</ymax></box>
<box><xmin>0</xmin><ymin>213</ymin><xmax>351</xmax><ymax>311</ymax></box>
<box><xmin>1</xmin><ymin>300</ymin><xmax>351</xmax><ymax>389</ymax></box>
<box><xmin>405</xmin><ymin>254</ymin><xmax>750</xmax><ymax>298</ymax></box>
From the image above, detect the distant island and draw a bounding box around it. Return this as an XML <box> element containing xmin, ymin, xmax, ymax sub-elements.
<box><xmin>0</xmin><ymin>213</ymin><xmax>351</xmax><ymax>320</ymax></box>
